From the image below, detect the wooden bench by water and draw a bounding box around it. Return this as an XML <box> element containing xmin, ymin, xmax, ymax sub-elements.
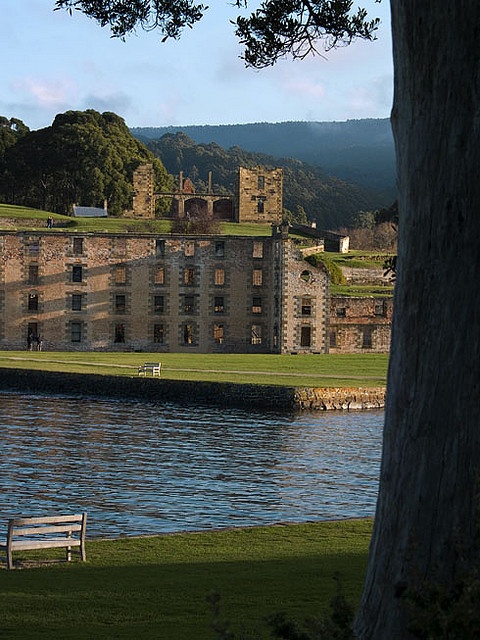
<box><xmin>0</xmin><ymin>513</ymin><xmax>87</xmax><ymax>569</ymax></box>
<box><xmin>138</xmin><ymin>362</ymin><xmax>161</xmax><ymax>377</ymax></box>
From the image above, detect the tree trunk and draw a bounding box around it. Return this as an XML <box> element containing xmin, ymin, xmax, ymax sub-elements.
<box><xmin>355</xmin><ymin>1</ymin><xmax>480</xmax><ymax>637</ymax></box>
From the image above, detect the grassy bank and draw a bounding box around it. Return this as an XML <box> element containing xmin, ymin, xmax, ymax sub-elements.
<box><xmin>0</xmin><ymin>519</ymin><xmax>372</xmax><ymax>639</ymax></box>
<box><xmin>0</xmin><ymin>352</ymin><xmax>388</xmax><ymax>388</ymax></box>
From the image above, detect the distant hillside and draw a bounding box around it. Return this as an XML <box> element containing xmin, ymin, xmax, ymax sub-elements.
<box><xmin>145</xmin><ymin>131</ymin><xmax>389</xmax><ymax>230</ymax></box>
<box><xmin>131</xmin><ymin>119</ymin><xmax>396</xmax><ymax>195</ymax></box>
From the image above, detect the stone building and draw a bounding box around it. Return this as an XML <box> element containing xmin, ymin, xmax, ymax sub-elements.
<box><xmin>0</xmin><ymin>225</ymin><xmax>331</xmax><ymax>354</ymax></box>
<box><xmin>133</xmin><ymin>165</ymin><xmax>283</xmax><ymax>225</ymax></box>
<box><xmin>328</xmin><ymin>296</ymin><xmax>393</xmax><ymax>353</ymax></box>
<box><xmin>236</xmin><ymin>167</ymin><xmax>283</xmax><ymax>224</ymax></box>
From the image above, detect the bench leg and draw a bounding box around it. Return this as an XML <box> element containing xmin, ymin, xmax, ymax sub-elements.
<box><xmin>7</xmin><ymin>549</ymin><xmax>13</xmax><ymax>570</ymax></box>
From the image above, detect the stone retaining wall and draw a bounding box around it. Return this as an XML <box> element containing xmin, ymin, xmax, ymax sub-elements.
<box><xmin>0</xmin><ymin>368</ymin><xmax>385</xmax><ymax>413</ymax></box>
<box><xmin>294</xmin><ymin>386</ymin><xmax>386</xmax><ymax>411</ymax></box>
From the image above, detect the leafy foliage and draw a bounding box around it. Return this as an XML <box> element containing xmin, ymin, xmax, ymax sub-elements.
<box><xmin>235</xmin><ymin>0</ymin><xmax>380</xmax><ymax>68</ymax></box>
<box><xmin>55</xmin><ymin>0</ymin><xmax>207</xmax><ymax>39</ymax></box>
<box><xmin>0</xmin><ymin>110</ymin><xmax>173</xmax><ymax>216</ymax></box>
<box><xmin>55</xmin><ymin>1</ymin><xmax>379</xmax><ymax>70</ymax></box>
<box><xmin>147</xmin><ymin>131</ymin><xmax>384</xmax><ymax>229</ymax></box>
<box><xmin>305</xmin><ymin>253</ymin><xmax>346</xmax><ymax>285</ymax></box>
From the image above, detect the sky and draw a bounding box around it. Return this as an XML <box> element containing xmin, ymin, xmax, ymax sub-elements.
<box><xmin>2</xmin><ymin>1</ymin><xmax>393</xmax><ymax>131</ymax></box>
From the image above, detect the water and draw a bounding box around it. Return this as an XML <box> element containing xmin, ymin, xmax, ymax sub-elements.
<box><xmin>0</xmin><ymin>392</ymin><xmax>383</xmax><ymax>538</ymax></box>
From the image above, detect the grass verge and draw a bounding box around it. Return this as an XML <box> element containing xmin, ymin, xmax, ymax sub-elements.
<box><xmin>0</xmin><ymin>519</ymin><xmax>372</xmax><ymax>639</ymax></box>
<box><xmin>0</xmin><ymin>352</ymin><xmax>388</xmax><ymax>387</ymax></box>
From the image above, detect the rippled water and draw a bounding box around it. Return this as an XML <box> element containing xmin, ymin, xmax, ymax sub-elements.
<box><xmin>0</xmin><ymin>392</ymin><xmax>384</xmax><ymax>538</ymax></box>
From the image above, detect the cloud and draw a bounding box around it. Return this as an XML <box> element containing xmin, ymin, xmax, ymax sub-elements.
<box><xmin>82</xmin><ymin>91</ymin><xmax>133</xmax><ymax>115</ymax></box>
<box><xmin>12</xmin><ymin>77</ymin><xmax>76</xmax><ymax>109</ymax></box>
<box><xmin>348</xmin><ymin>74</ymin><xmax>393</xmax><ymax>117</ymax></box>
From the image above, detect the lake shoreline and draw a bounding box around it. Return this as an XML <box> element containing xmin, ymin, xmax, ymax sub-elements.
<box><xmin>0</xmin><ymin>366</ymin><xmax>385</xmax><ymax>411</ymax></box>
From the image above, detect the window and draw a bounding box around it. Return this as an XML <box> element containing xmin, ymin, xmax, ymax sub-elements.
<box><xmin>153</xmin><ymin>323</ymin><xmax>164</xmax><ymax>344</ymax></box>
<box><xmin>300</xmin><ymin>270</ymin><xmax>313</xmax><ymax>283</ymax></box>
<box><xmin>73</xmin><ymin>237</ymin><xmax>84</xmax><ymax>255</ymax></box>
<box><xmin>214</xmin><ymin>268</ymin><xmax>225</xmax><ymax>286</ymax></box>
<box><xmin>215</xmin><ymin>241</ymin><xmax>225</xmax><ymax>257</ymax></box>
<box><xmin>252</xmin><ymin>297</ymin><xmax>262</xmax><ymax>314</ymax></box>
<box><xmin>374</xmin><ymin>302</ymin><xmax>386</xmax><ymax>317</ymax></box>
<box><xmin>300</xmin><ymin>326</ymin><xmax>312</xmax><ymax>347</ymax></box>
<box><xmin>71</xmin><ymin>322</ymin><xmax>82</xmax><ymax>343</ymax></box>
<box><xmin>273</xmin><ymin>324</ymin><xmax>279</xmax><ymax>348</ymax></box>
<box><xmin>28</xmin><ymin>239</ymin><xmax>39</xmax><ymax>255</ymax></box>
<box><xmin>184</xmin><ymin>240</ymin><xmax>195</xmax><ymax>256</ymax></box>
<box><xmin>155</xmin><ymin>239</ymin><xmax>165</xmax><ymax>257</ymax></box>
<box><xmin>154</xmin><ymin>265</ymin><xmax>165</xmax><ymax>285</ymax></box>
<box><xmin>301</xmin><ymin>298</ymin><xmax>312</xmax><ymax>316</ymax></box>
<box><xmin>183</xmin><ymin>323</ymin><xmax>194</xmax><ymax>345</ymax></box>
<box><xmin>184</xmin><ymin>267</ymin><xmax>195</xmax><ymax>285</ymax></box>
<box><xmin>184</xmin><ymin>295</ymin><xmax>194</xmax><ymax>313</ymax></box>
<box><xmin>214</xmin><ymin>324</ymin><xmax>224</xmax><ymax>344</ymax></box>
<box><xmin>72</xmin><ymin>265</ymin><xmax>83</xmax><ymax>283</ymax></box>
<box><xmin>115</xmin><ymin>294</ymin><xmax>126</xmax><ymax>313</ymax></box>
<box><xmin>114</xmin><ymin>323</ymin><xmax>125</xmax><ymax>343</ymax></box>
<box><xmin>257</xmin><ymin>199</ymin><xmax>265</xmax><ymax>214</ymax></box>
<box><xmin>362</xmin><ymin>327</ymin><xmax>373</xmax><ymax>349</ymax></box>
<box><xmin>72</xmin><ymin>294</ymin><xmax>82</xmax><ymax>311</ymax></box>
<box><xmin>114</xmin><ymin>265</ymin><xmax>126</xmax><ymax>285</ymax></box>
<box><xmin>253</xmin><ymin>269</ymin><xmax>263</xmax><ymax>286</ymax></box>
<box><xmin>214</xmin><ymin>296</ymin><xmax>224</xmax><ymax>313</ymax></box>
<box><xmin>28</xmin><ymin>265</ymin><xmax>38</xmax><ymax>284</ymax></box>
<box><xmin>257</xmin><ymin>175</ymin><xmax>265</xmax><ymax>190</ymax></box>
<box><xmin>253</xmin><ymin>241</ymin><xmax>264</xmax><ymax>258</ymax></box>
<box><xmin>251</xmin><ymin>325</ymin><xmax>262</xmax><ymax>345</ymax></box>
<box><xmin>336</xmin><ymin>307</ymin><xmax>347</xmax><ymax>317</ymax></box>
<box><xmin>153</xmin><ymin>295</ymin><xmax>164</xmax><ymax>313</ymax></box>
<box><xmin>330</xmin><ymin>331</ymin><xmax>337</xmax><ymax>348</ymax></box>
<box><xmin>28</xmin><ymin>293</ymin><xmax>38</xmax><ymax>311</ymax></box>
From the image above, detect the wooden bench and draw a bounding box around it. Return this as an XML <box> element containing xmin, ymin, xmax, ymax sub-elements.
<box><xmin>138</xmin><ymin>362</ymin><xmax>161</xmax><ymax>377</ymax></box>
<box><xmin>0</xmin><ymin>513</ymin><xmax>87</xmax><ymax>570</ymax></box>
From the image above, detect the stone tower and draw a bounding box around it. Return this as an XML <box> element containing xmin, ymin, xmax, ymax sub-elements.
<box><xmin>236</xmin><ymin>167</ymin><xmax>283</xmax><ymax>224</ymax></box>
<box><xmin>132</xmin><ymin>164</ymin><xmax>155</xmax><ymax>218</ymax></box>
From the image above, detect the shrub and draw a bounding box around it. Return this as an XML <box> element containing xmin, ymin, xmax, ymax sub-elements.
<box><xmin>305</xmin><ymin>253</ymin><xmax>346</xmax><ymax>285</ymax></box>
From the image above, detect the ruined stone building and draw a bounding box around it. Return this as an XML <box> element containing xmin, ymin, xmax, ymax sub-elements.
<box><xmin>133</xmin><ymin>165</ymin><xmax>283</xmax><ymax>225</ymax></box>
<box><xmin>0</xmin><ymin>225</ymin><xmax>335</xmax><ymax>353</ymax></box>
<box><xmin>328</xmin><ymin>296</ymin><xmax>393</xmax><ymax>353</ymax></box>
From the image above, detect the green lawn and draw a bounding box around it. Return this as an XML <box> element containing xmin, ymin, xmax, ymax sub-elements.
<box><xmin>0</xmin><ymin>519</ymin><xmax>372</xmax><ymax>639</ymax></box>
<box><xmin>0</xmin><ymin>204</ymin><xmax>275</xmax><ymax>236</ymax></box>
<box><xmin>0</xmin><ymin>352</ymin><xmax>388</xmax><ymax>387</ymax></box>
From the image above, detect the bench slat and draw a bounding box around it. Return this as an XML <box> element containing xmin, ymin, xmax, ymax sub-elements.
<box><xmin>7</xmin><ymin>539</ymin><xmax>82</xmax><ymax>551</ymax></box>
<box><xmin>12</xmin><ymin>524</ymin><xmax>82</xmax><ymax>536</ymax></box>
<box><xmin>11</xmin><ymin>515</ymin><xmax>84</xmax><ymax>526</ymax></box>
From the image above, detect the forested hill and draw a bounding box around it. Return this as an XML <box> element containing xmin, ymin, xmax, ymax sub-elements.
<box><xmin>132</xmin><ymin>119</ymin><xmax>395</xmax><ymax>195</ymax></box>
<box><xmin>145</xmin><ymin>131</ymin><xmax>388</xmax><ymax>230</ymax></box>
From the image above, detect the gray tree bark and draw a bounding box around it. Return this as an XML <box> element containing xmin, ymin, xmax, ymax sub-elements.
<box><xmin>355</xmin><ymin>1</ymin><xmax>480</xmax><ymax>637</ymax></box>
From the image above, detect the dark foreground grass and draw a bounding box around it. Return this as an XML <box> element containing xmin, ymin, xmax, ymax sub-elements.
<box><xmin>0</xmin><ymin>519</ymin><xmax>372</xmax><ymax>639</ymax></box>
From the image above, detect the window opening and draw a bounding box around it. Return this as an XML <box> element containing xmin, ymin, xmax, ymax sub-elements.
<box><xmin>72</xmin><ymin>294</ymin><xmax>82</xmax><ymax>311</ymax></box>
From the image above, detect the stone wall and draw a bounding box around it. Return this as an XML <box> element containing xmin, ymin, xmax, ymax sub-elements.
<box><xmin>0</xmin><ymin>367</ymin><xmax>385</xmax><ymax>412</ymax></box>
<box><xmin>328</xmin><ymin>296</ymin><xmax>393</xmax><ymax>353</ymax></box>
<box><xmin>237</xmin><ymin>167</ymin><xmax>283</xmax><ymax>224</ymax></box>
<box><xmin>0</xmin><ymin>230</ymin><xmax>328</xmax><ymax>354</ymax></box>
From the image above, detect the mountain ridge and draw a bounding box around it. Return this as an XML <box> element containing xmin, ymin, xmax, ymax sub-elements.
<box><xmin>131</xmin><ymin>118</ymin><xmax>395</xmax><ymax>194</ymax></box>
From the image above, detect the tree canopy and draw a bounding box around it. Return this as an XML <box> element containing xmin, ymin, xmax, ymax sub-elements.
<box><xmin>55</xmin><ymin>0</ymin><xmax>380</xmax><ymax>67</ymax></box>
<box><xmin>0</xmin><ymin>110</ymin><xmax>173</xmax><ymax>216</ymax></box>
